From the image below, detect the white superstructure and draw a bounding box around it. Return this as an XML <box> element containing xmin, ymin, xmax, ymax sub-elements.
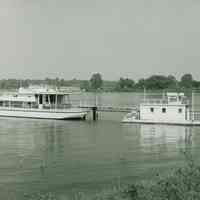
<box><xmin>0</xmin><ymin>85</ymin><xmax>89</xmax><ymax>120</ymax></box>
<box><xmin>122</xmin><ymin>92</ymin><xmax>200</xmax><ymax>125</ymax></box>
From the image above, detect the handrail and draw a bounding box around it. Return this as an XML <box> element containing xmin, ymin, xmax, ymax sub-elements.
<box><xmin>0</xmin><ymin>103</ymin><xmax>75</xmax><ymax>110</ymax></box>
<box><xmin>141</xmin><ymin>98</ymin><xmax>187</xmax><ymax>105</ymax></box>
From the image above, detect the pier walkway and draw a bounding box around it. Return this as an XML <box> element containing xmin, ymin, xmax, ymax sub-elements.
<box><xmin>77</xmin><ymin>99</ymin><xmax>136</xmax><ymax>120</ymax></box>
<box><xmin>79</xmin><ymin>104</ymin><xmax>136</xmax><ymax>113</ymax></box>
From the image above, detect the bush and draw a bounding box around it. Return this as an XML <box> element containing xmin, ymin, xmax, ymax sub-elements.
<box><xmin>124</xmin><ymin>152</ymin><xmax>200</xmax><ymax>200</ymax></box>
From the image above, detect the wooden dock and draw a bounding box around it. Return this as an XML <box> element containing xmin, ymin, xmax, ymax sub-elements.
<box><xmin>79</xmin><ymin>105</ymin><xmax>136</xmax><ymax>113</ymax></box>
<box><xmin>79</xmin><ymin>104</ymin><xmax>136</xmax><ymax>121</ymax></box>
<box><xmin>73</xmin><ymin>96</ymin><xmax>137</xmax><ymax>120</ymax></box>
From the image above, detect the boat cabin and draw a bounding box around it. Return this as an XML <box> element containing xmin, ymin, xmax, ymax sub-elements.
<box><xmin>0</xmin><ymin>86</ymin><xmax>76</xmax><ymax>110</ymax></box>
<box><xmin>139</xmin><ymin>92</ymin><xmax>190</xmax><ymax>122</ymax></box>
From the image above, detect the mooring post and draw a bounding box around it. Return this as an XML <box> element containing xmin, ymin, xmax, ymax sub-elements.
<box><xmin>92</xmin><ymin>106</ymin><xmax>98</xmax><ymax>121</ymax></box>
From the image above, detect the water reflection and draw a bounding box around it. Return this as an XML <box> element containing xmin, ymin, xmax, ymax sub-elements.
<box><xmin>121</xmin><ymin>123</ymin><xmax>194</xmax><ymax>172</ymax></box>
<box><xmin>139</xmin><ymin>125</ymin><xmax>193</xmax><ymax>153</ymax></box>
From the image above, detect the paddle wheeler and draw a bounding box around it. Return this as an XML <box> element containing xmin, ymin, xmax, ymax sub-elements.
<box><xmin>122</xmin><ymin>92</ymin><xmax>200</xmax><ymax>125</ymax></box>
<box><xmin>0</xmin><ymin>86</ymin><xmax>89</xmax><ymax>120</ymax></box>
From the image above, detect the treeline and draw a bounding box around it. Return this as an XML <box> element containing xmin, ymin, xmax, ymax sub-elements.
<box><xmin>0</xmin><ymin>78</ymin><xmax>84</xmax><ymax>90</ymax></box>
<box><xmin>0</xmin><ymin>73</ymin><xmax>199</xmax><ymax>92</ymax></box>
<box><xmin>114</xmin><ymin>74</ymin><xmax>199</xmax><ymax>92</ymax></box>
<box><xmin>82</xmin><ymin>73</ymin><xmax>200</xmax><ymax>92</ymax></box>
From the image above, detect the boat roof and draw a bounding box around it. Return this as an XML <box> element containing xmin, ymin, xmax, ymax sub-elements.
<box><xmin>18</xmin><ymin>86</ymin><xmax>81</xmax><ymax>95</ymax></box>
<box><xmin>166</xmin><ymin>92</ymin><xmax>184</xmax><ymax>97</ymax></box>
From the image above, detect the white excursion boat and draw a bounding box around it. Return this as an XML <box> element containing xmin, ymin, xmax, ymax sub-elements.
<box><xmin>0</xmin><ymin>85</ymin><xmax>89</xmax><ymax>120</ymax></box>
<box><xmin>122</xmin><ymin>92</ymin><xmax>200</xmax><ymax>126</ymax></box>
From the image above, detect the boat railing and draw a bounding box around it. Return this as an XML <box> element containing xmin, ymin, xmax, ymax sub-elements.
<box><xmin>37</xmin><ymin>104</ymin><xmax>74</xmax><ymax>110</ymax></box>
<box><xmin>190</xmin><ymin>111</ymin><xmax>200</xmax><ymax>121</ymax></box>
<box><xmin>141</xmin><ymin>98</ymin><xmax>188</xmax><ymax>105</ymax></box>
<box><xmin>0</xmin><ymin>103</ymin><xmax>75</xmax><ymax>110</ymax></box>
<box><xmin>141</xmin><ymin>99</ymin><xmax>168</xmax><ymax>104</ymax></box>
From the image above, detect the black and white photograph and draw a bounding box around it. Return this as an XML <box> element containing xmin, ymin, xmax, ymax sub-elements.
<box><xmin>0</xmin><ymin>1</ymin><xmax>200</xmax><ymax>199</ymax></box>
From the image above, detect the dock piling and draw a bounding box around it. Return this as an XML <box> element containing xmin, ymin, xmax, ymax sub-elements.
<box><xmin>92</xmin><ymin>106</ymin><xmax>98</xmax><ymax>121</ymax></box>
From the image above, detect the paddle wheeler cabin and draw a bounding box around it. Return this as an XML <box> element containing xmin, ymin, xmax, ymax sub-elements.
<box><xmin>122</xmin><ymin>92</ymin><xmax>200</xmax><ymax>125</ymax></box>
<box><xmin>0</xmin><ymin>86</ymin><xmax>89</xmax><ymax>120</ymax></box>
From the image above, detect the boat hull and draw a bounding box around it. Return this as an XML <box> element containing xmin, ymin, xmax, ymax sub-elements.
<box><xmin>0</xmin><ymin>107</ymin><xmax>89</xmax><ymax>120</ymax></box>
<box><xmin>122</xmin><ymin>118</ymin><xmax>200</xmax><ymax>126</ymax></box>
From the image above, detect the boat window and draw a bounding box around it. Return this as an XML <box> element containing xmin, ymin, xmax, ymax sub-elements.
<box><xmin>39</xmin><ymin>95</ymin><xmax>43</xmax><ymax>104</ymax></box>
<box><xmin>45</xmin><ymin>95</ymin><xmax>49</xmax><ymax>103</ymax></box>
<box><xmin>150</xmin><ymin>107</ymin><xmax>154</xmax><ymax>113</ymax></box>
<box><xmin>162</xmin><ymin>108</ymin><xmax>166</xmax><ymax>113</ymax></box>
<box><xmin>169</xmin><ymin>96</ymin><xmax>177</xmax><ymax>102</ymax></box>
<box><xmin>178</xmin><ymin>108</ymin><xmax>182</xmax><ymax>113</ymax></box>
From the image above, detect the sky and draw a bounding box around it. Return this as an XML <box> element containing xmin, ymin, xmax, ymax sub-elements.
<box><xmin>0</xmin><ymin>0</ymin><xmax>200</xmax><ymax>81</ymax></box>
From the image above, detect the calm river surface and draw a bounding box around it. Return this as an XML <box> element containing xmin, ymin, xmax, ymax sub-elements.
<box><xmin>0</xmin><ymin>93</ymin><xmax>200</xmax><ymax>199</ymax></box>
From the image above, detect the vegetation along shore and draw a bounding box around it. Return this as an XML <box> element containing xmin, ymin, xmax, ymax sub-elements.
<box><xmin>0</xmin><ymin>73</ymin><xmax>198</xmax><ymax>92</ymax></box>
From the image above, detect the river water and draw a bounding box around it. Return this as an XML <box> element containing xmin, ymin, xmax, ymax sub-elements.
<box><xmin>0</xmin><ymin>93</ymin><xmax>200</xmax><ymax>199</ymax></box>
